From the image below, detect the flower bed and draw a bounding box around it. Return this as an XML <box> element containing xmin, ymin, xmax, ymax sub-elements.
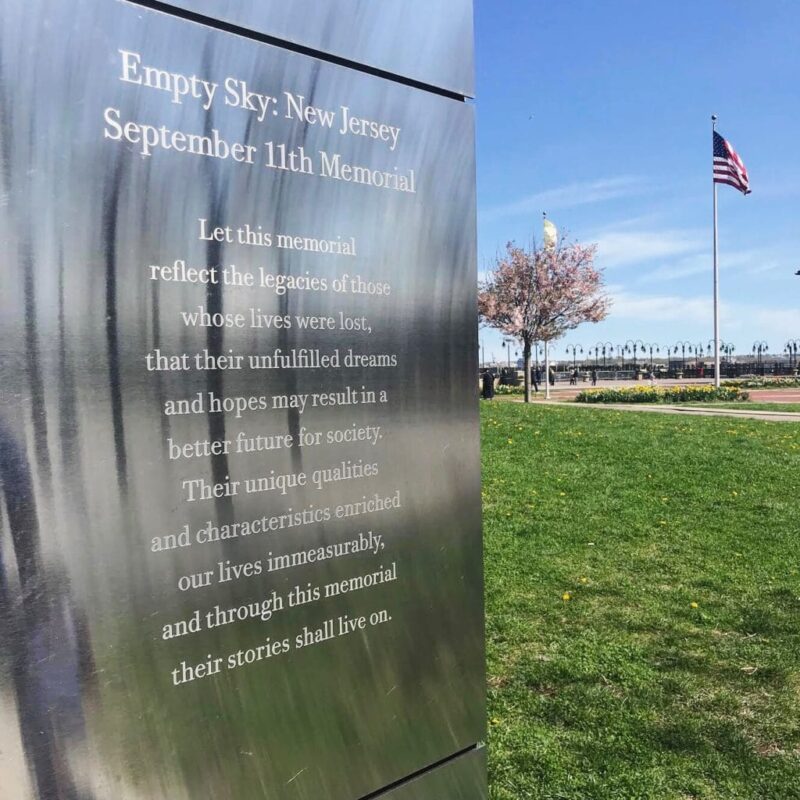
<box><xmin>575</xmin><ymin>385</ymin><xmax>749</xmax><ymax>404</ymax></box>
<box><xmin>723</xmin><ymin>377</ymin><xmax>800</xmax><ymax>389</ymax></box>
<box><xmin>494</xmin><ymin>384</ymin><xmax>525</xmax><ymax>395</ymax></box>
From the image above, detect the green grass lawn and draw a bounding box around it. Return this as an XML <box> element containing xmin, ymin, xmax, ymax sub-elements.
<box><xmin>482</xmin><ymin>402</ymin><xmax>800</xmax><ymax>799</ymax></box>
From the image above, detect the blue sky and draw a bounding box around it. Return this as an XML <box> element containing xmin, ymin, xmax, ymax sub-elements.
<box><xmin>474</xmin><ymin>0</ymin><xmax>800</xmax><ymax>365</ymax></box>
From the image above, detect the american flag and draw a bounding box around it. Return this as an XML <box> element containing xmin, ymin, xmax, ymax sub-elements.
<box><xmin>713</xmin><ymin>131</ymin><xmax>750</xmax><ymax>194</ymax></box>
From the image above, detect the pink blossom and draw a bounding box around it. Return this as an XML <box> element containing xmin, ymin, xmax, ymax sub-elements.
<box><xmin>478</xmin><ymin>239</ymin><xmax>611</xmax><ymax>401</ymax></box>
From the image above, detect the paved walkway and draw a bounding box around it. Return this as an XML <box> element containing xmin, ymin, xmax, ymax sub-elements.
<box><xmin>749</xmin><ymin>389</ymin><xmax>800</xmax><ymax>402</ymax></box>
<box><xmin>537</xmin><ymin>400</ymin><xmax>800</xmax><ymax>423</ymax></box>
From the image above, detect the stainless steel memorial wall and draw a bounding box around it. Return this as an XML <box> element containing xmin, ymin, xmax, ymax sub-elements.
<box><xmin>159</xmin><ymin>0</ymin><xmax>475</xmax><ymax>98</ymax></box>
<box><xmin>0</xmin><ymin>1</ymin><xmax>484</xmax><ymax>798</ymax></box>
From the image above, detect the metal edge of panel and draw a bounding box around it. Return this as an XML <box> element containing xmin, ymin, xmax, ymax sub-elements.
<box><xmin>127</xmin><ymin>0</ymin><xmax>476</xmax><ymax>98</ymax></box>
<box><xmin>371</xmin><ymin>746</ymin><xmax>487</xmax><ymax>800</ymax></box>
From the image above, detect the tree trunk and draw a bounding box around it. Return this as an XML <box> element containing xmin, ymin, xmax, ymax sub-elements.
<box><xmin>523</xmin><ymin>338</ymin><xmax>532</xmax><ymax>403</ymax></box>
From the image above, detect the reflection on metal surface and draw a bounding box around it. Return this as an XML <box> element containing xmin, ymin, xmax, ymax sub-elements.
<box><xmin>377</xmin><ymin>747</ymin><xmax>487</xmax><ymax>800</ymax></box>
<box><xmin>145</xmin><ymin>0</ymin><xmax>475</xmax><ymax>97</ymax></box>
<box><xmin>0</xmin><ymin>1</ymin><xmax>483</xmax><ymax>798</ymax></box>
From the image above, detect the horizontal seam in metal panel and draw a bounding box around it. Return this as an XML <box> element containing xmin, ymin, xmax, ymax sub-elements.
<box><xmin>358</xmin><ymin>743</ymin><xmax>482</xmax><ymax>799</ymax></box>
<box><xmin>124</xmin><ymin>0</ymin><xmax>468</xmax><ymax>101</ymax></box>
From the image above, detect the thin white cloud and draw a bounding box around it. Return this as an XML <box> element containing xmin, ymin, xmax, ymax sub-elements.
<box><xmin>480</xmin><ymin>176</ymin><xmax>644</xmax><ymax>222</ymax></box>
<box><xmin>638</xmin><ymin>254</ymin><xmax>711</xmax><ymax>283</ymax></box>
<box><xmin>722</xmin><ymin>304</ymin><xmax>800</xmax><ymax>344</ymax></box>
<box><xmin>595</xmin><ymin>229</ymin><xmax>704</xmax><ymax>269</ymax></box>
<box><xmin>637</xmin><ymin>247</ymin><xmax>787</xmax><ymax>284</ymax></box>
<box><xmin>608</xmin><ymin>287</ymin><xmax>710</xmax><ymax>322</ymax></box>
<box><xmin>604</xmin><ymin>285</ymin><xmax>799</xmax><ymax>344</ymax></box>
<box><xmin>589</xmin><ymin>210</ymin><xmax>792</xmax><ymax>280</ymax></box>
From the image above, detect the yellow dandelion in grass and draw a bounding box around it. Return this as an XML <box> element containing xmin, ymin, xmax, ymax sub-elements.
<box><xmin>559</xmin><ymin>491</ymin><xmax>566</xmax><ymax>496</ymax></box>
<box><xmin>579</xmin><ymin>577</ymin><xmax>589</xmax><ymax>585</ymax></box>
<box><xmin>659</xmin><ymin>520</ymin><xmax>667</xmax><ymax>526</ymax></box>
<box><xmin>507</xmin><ymin>438</ymin><xmax>513</xmax><ymax>444</ymax></box>
<box><xmin>690</xmin><ymin>601</ymin><xmax>699</xmax><ymax>609</ymax></box>
<box><xmin>562</xmin><ymin>592</ymin><xmax>572</xmax><ymax>601</ymax></box>
<box><xmin>732</xmin><ymin>491</ymin><xmax>738</xmax><ymax>496</ymax></box>
<box><xmin>490</xmin><ymin>717</ymin><xmax>500</xmax><ymax>726</ymax></box>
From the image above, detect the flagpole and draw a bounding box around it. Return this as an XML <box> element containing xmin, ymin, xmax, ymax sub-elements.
<box><xmin>712</xmin><ymin>114</ymin><xmax>721</xmax><ymax>388</ymax></box>
<box><xmin>543</xmin><ymin>210</ymin><xmax>551</xmax><ymax>399</ymax></box>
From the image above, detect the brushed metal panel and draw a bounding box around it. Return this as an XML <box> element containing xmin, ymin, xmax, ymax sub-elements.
<box><xmin>153</xmin><ymin>0</ymin><xmax>475</xmax><ymax>98</ymax></box>
<box><xmin>377</xmin><ymin>748</ymin><xmax>487</xmax><ymax>800</ymax></box>
<box><xmin>0</xmin><ymin>1</ymin><xmax>484</xmax><ymax>799</ymax></box>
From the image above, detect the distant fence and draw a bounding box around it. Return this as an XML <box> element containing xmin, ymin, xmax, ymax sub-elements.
<box><xmin>485</xmin><ymin>361</ymin><xmax>799</xmax><ymax>384</ymax></box>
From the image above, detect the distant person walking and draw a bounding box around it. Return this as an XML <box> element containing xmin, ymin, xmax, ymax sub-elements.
<box><xmin>481</xmin><ymin>370</ymin><xmax>495</xmax><ymax>400</ymax></box>
<box><xmin>531</xmin><ymin>367</ymin><xmax>539</xmax><ymax>393</ymax></box>
<box><xmin>591</xmin><ymin>367</ymin><xmax>598</xmax><ymax>386</ymax></box>
<box><xmin>548</xmin><ymin>366</ymin><xmax>555</xmax><ymax>387</ymax></box>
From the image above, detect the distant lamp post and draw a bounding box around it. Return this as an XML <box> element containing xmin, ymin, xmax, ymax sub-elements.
<box><xmin>752</xmin><ymin>340</ymin><xmax>769</xmax><ymax>374</ymax></box>
<box><xmin>693</xmin><ymin>342</ymin><xmax>705</xmax><ymax>368</ymax></box>
<box><xmin>533</xmin><ymin>341</ymin><xmax>545</xmax><ymax>370</ymax></box>
<box><xmin>615</xmin><ymin>343</ymin><xmax>626</xmax><ymax>368</ymax></box>
<box><xmin>624</xmin><ymin>339</ymin><xmax>645</xmax><ymax>370</ymax></box>
<box><xmin>503</xmin><ymin>339</ymin><xmax>519</xmax><ymax>369</ymax></box>
<box><xmin>565</xmin><ymin>343</ymin><xmax>583</xmax><ymax>370</ymax></box>
<box><xmin>502</xmin><ymin>339</ymin><xmax>515</xmax><ymax>369</ymax></box>
<box><xmin>595</xmin><ymin>340</ymin><xmax>613</xmax><ymax>368</ymax></box>
<box><xmin>721</xmin><ymin>341</ymin><xmax>735</xmax><ymax>364</ymax></box>
<box><xmin>673</xmin><ymin>340</ymin><xmax>692</xmax><ymax>372</ymax></box>
<box><xmin>784</xmin><ymin>339</ymin><xmax>799</xmax><ymax>369</ymax></box>
<box><xmin>643</xmin><ymin>341</ymin><xmax>660</xmax><ymax>368</ymax></box>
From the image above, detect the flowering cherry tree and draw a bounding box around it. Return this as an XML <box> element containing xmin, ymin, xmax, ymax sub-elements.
<box><xmin>478</xmin><ymin>239</ymin><xmax>610</xmax><ymax>402</ymax></box>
